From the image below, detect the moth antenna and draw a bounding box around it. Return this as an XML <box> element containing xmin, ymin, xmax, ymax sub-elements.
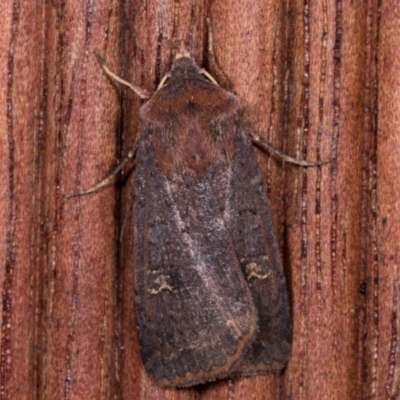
<box><xmin>67</xmin><ymin>143</ymin><xmax>138</xmax><ymax>198</ymax></box>
<box><xmin>95</xmin><ymin>52</ymin><xmax>152</xmax><ymax>99</ymax></box>
<box><xmin>250</xmin><ymin>131</ymin><xmax>330</xmax><ymax>167</ymax></box>
<box><xmin>157</xmin><ymin>72</ymin><xmax>171</xmax><ymax>90</ymax></box>
<box><xmin>201</xmin><ymin>69</ymin><xmax>219</xmax><ymax>86</ymax></box>
<box><xmin>205</xmin><ymin>17</ymin><xmax>231</xmax><ymax>89</ymax></box>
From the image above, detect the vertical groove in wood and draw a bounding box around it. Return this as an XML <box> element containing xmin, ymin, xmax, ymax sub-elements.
<box><xmin>376</xmin><ymin>1</ymin><xmax>400</xmax><ymax>399</ymax></box>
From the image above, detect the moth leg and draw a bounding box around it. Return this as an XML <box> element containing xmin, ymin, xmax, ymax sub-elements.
<box><xmin>204</xmin><ymin>17</ymin><xmax>232</xmax><ymax>89</ymax></box>
<box><xmin>204</xmin><ymin>20</ymin><xmax>328</xmax><ymax>167</ymax></box>
<box><xmin>67</xmin><ymin>142</ymin><xmax>138</xmax><ymax>198</ymax></box>
<box><xmin>67</xmin><ymin>52</ymin><xmax>153</xmax><ymax>198</ymax></box>
<box><xmin>249</xmin><ymin>131</ymin><xmax>330</xmax><ymax>167</ymax></box>
<box><xmin>95</xmin><ymin>53</ymin><xmax>152</xmax><ymax>99</ymax></box>
<box><xmin>119</xmin><ymin>190</ymin><xmax>135</xmax><ymax>242</ymax></box>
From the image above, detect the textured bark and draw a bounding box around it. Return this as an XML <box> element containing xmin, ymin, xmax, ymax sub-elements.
<box><xmin>0</xmin><ymin>0</ymin><xmax>397</xmax><ymax>399</ymax></box>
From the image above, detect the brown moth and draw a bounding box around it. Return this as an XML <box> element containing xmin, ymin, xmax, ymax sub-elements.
<box><xmin>132</xmin><ymin>54</ymin><xmax>291</xmax><ymax>387</ymax></box>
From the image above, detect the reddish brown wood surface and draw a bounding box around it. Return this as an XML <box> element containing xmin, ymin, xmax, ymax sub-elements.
<box><xmin>0</xmin><ymin>0</ymin><xmax>398</xmax><ymax>399</ymax></box>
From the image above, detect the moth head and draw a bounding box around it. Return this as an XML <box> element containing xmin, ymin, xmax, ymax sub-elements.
<box><xmin>157</xmin><ymin>54</ymin><xmax>218</xmax><ymax>90</ymax></box>
<box><xmin>174</xmin><ymin>51</ymin><xmax>191</xmax><ymax>60</ymax></box>
<box><xmin>166</xmin><ymin>55</ymin><xmax>203</xmax><ymax>83</ymax></box>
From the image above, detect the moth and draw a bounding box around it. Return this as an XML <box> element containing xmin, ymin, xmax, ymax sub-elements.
<box><xmin>134</xmin><ymin>54</ymin><xmax>291</xmax><ymax>388</ymax></box>
<box><xmin>70</xmin><ymin>49</ymin><xmax>324</xmax><ymax>387</ymax></box>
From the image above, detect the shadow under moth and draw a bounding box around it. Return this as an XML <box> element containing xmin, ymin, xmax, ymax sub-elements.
<box><xmin>71</xmin><ymin>49</ymin><xmax>325</xmax><ymax>387</ymax></box>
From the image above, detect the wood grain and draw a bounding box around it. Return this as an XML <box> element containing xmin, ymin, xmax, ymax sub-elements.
<box><xmin>0</xmin><ymin>0</ymin><xmax>397</xmax><ymax>399</ymax></box>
